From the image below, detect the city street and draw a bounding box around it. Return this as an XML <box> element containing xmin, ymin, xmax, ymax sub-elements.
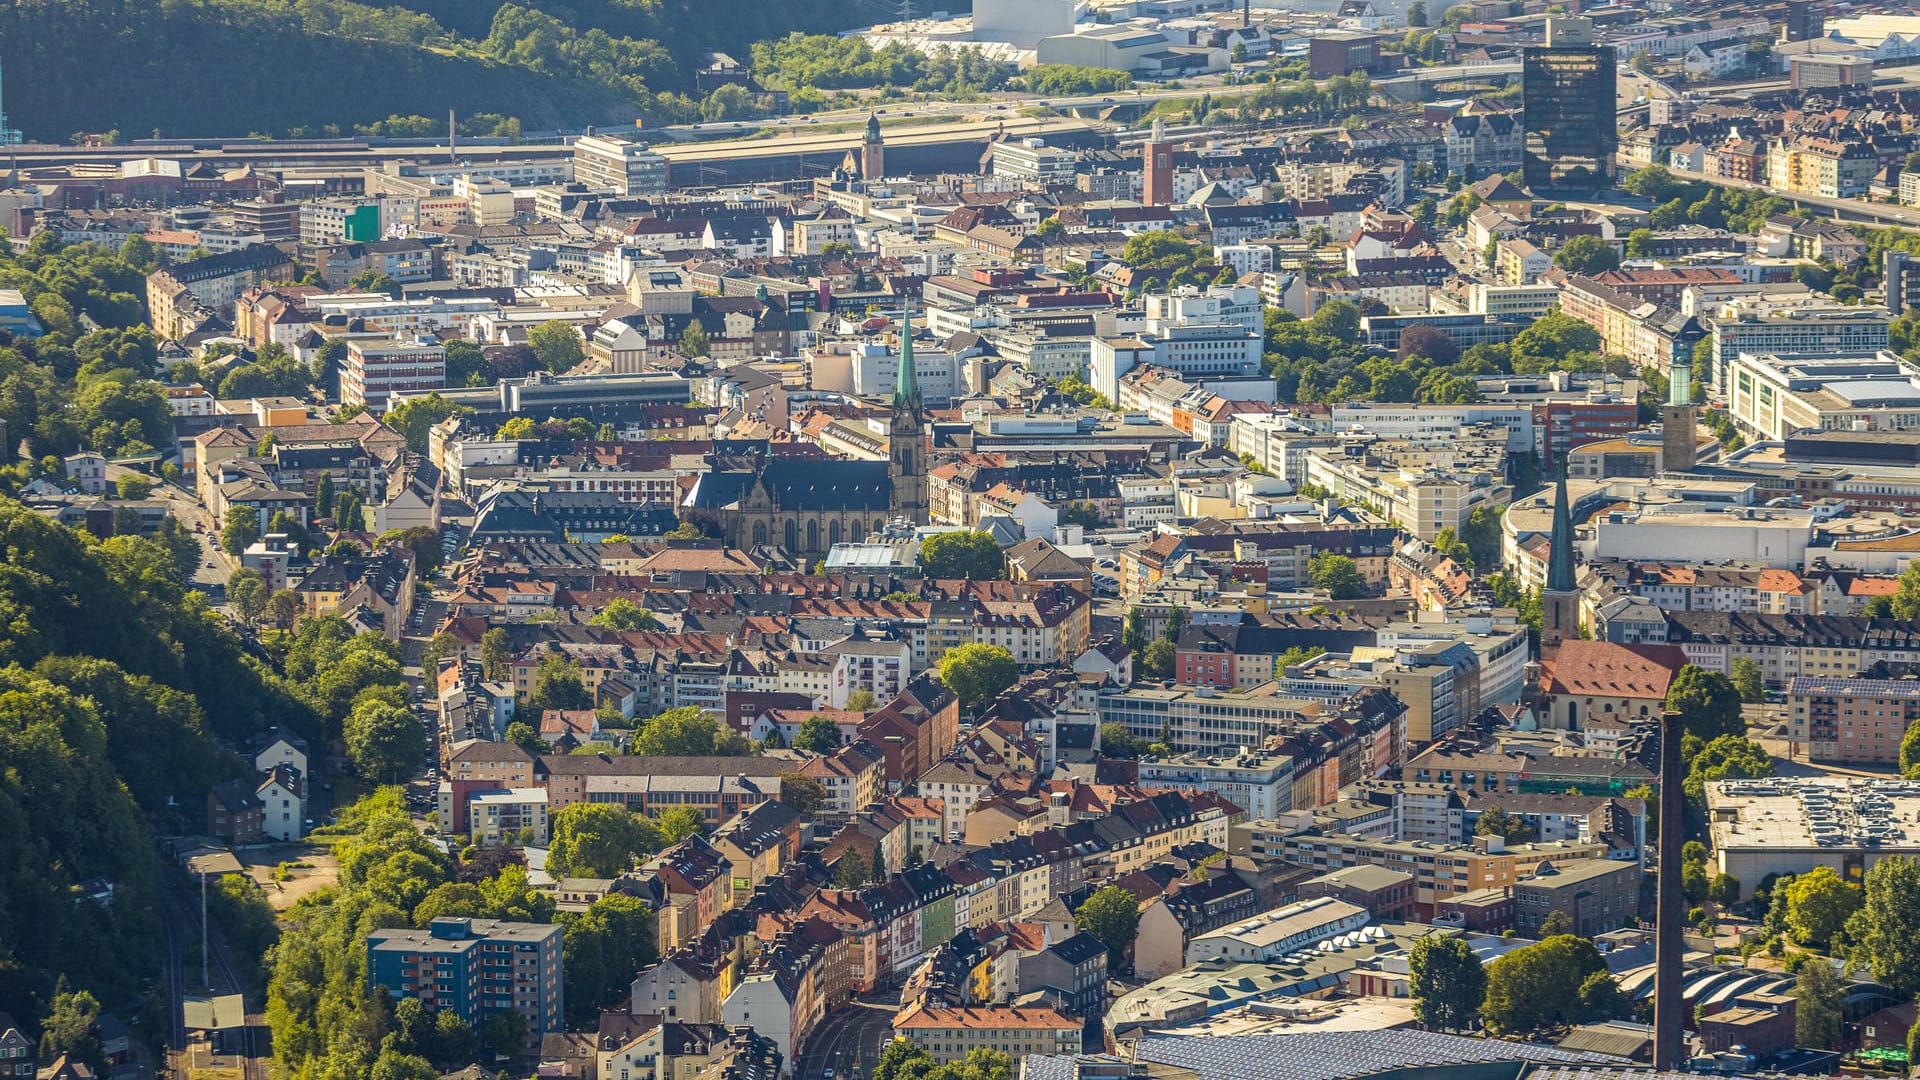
<box><xmin>794</xmin><ymin>992</ymin><xmax>903</xmax><ymax>1080</ymax></box>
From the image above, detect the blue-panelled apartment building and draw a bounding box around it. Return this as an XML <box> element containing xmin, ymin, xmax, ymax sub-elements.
<box><xmin>367</xmin><ymin>917</ymin><xmax>564</xmax><ymax>1038</ymax></box>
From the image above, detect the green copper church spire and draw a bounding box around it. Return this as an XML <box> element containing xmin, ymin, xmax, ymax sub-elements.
<box><xmin>1546</xmin><ymin>467</ymin><xmax>1575</xmax><ymax>594</ymax></box>
<box><xmin>894</xmin><ymin>306</ymin><xmax>921</xmax><ymax>415</ymax></box>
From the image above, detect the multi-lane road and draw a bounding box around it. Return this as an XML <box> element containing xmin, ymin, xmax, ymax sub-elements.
<box><xmin>792</xmin><ymin>994</ymin><xmax>904</xmax><ymax>1080</ymax></box>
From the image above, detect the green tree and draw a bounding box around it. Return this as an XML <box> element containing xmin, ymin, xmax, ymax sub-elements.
<box><xmin>1163</xmin><ymin>604</ymin><xmax>1188</xmax><ymax>643</ymax></box>
<box><xmin>384</xmin><ymin>393</ymin><xmax>471</xmax><ymax>452</ymax></box>
<box><xmin>1882</xmin><ymin>559</ymin><xmax>1920</xmax><ymax>620</ymax></box>
<box><xmin>371</xmin><ymin>1050</ymin><xmax>438</xmax><ymax>1080</ymax></box>
<box><xmin>1408</xmin><ymin>934</ymin><xmax>1485</xmax><ymax>1031</ymax></box>
<box><xmin>679</xmin><ymin>319</ymin><xmax>710</xmax><ymax>358</ymax></box>
<box><xmin>1666</xmin><ymin>665</ymin><xmax>1745</xmax><ymax>742</ymax></box>
<box><xmin>1121</xmin><ymin>231</ymin><xmax>1202</xmax><ymax>278</ymax></box>
<box><xmin>1309</xmin><ymin>552</ymin><xmax>1367</xmax><ymax>599</ymax></box>
<box><xmin>528</xmin><ymin>320</ymin><xmax>585</xmax><ymax>373</ymax></box>
<box><xmin>657</xmin><ymin>805</ymin><xmax>705</xmax><ymax>844</ymax></box>
<box><xmin>920</xmin><ymin>530</ymin><xmax>1004</xmax><ymax>580</ymax></box>
<box><xmin>1902</xmin><ymin>722</ymin><xmax>1920</xmax><ymax>779</ymax></box>
<box><xmin>221</xmin><ymin>504</ymin><xmax>260</xmax><ymax>554</ymax></box>
<box><xmin>779</xmin><ymin>773</ymin><xmax>826</xmax><ymax>816</ymax></box>
<box><xmin>1730</xmin><ymin>657</ymin><xmax>1765</xmax><ymax>703</ymax></box>
<box><xmin>314</xmin><ymin>472</ymin><xmax>335</xmax><ymax>518</ymax></box>
<box><xmin>228</xmin><ymin>566</ymin><xmax>271</xmax><ymax>624</ymax></box>
<box><xmin>1473</xmin><ymin>806</ymin><xmax>1536</xmax><ymax>845</ymax></box>
<box><xmin>1310</xmin><ymin>300</ymin><xmax>1362</xmax><ymax>340</ymax></box>
<box><xmin>1708</xmin><ymin>872</ymin><xmax>1741</xmax><ymax>907</ymax></box>
<box><xmin>548</xmin><ymin>803</ymin><xmax>663</xmax><ymax>877</ymax></box>
<box><xmin>1783</xmin><ymin>866</ymin><xmax>1860</xmax><ymax>947</ymax></box>
<box><xmin>1794</xmin><ymin>955</ymin><xmax>1845</xmax><ymax>1049</ymax></box>
<box><xmin>1577</xmin><ymin>969</ymin><xmax>1626</xmax><ymax>1022</ymax></box>
<box><xmin>38</xmin><ymin>980</ymin><xmax>103</xmax><ymax>1074</ymax></box>
<box><xmin>265</xmin><ymin>590</ymin><xmax>301</xmax><ymax>630</ymax></box>
<box><xmin>504</xmin><ymin>721</ymin><xmax>550</xmax><ymax>756</ymax></box>
<box><xmin>1625</xmin><ymin>228</ymin><xmax>1656</xmax><ymax>258</ymax></box>
<box><xmin>844</xmin><ymin>689</ymin><xmax>878</xmax><ymax>711</ymax></box>
<box><xmin>631</xmin><ymin>705</ymin><xmax>751</xmax><ymax>757</ymax></box>
<box><xmin>835</xmin><ymin>848</ymin><xmax>870</xmax><ymax>887</ymax></box>
<box><xmin>348</xmin><ymin>270</ymin><xmax>401</xmax><ymax>298</ymax></box>
<box><xmin>792</xmin><ymin>715</ymin><xmax>844</xmax><ymax>753</ymax></box>
<box><xmin>524</xmin><ymin>652</ymin><xmax>592</xmax><ymax>712</ymax></box>
<box><xmin>1553</xmin><ymin>235</ymin><xmax>1620</xmax><ymax>276</ymax></box>
<box><xmin>345</xmin><ymin>700</ymin><xmax>423</xmax><ymax>783</ymax></box>
<box><xmin>1275</xmin><ymin>645</ymin><xmax>1325</xmax><ymax>672</ymax></box>
<box><xmin>1480</xmin><ymin>934</ymin><xmax>1608</xmax><ymax>1036</ymax></box>
<box><xmin>1847</xmin><ymin>855</ymin><xmax>1920</xmax><ymax>996</ymax></box>
<box><xmin>1407</xmin><ymin>0</ymin><xmax>1428</xmax><ymax>24</ymax></box>
<box><xmin>1101</xmin><ymin>722</ymin><xmax>1142</xmax><ymax>759</ymax></box>
<box><xmin>480</xmin><ymin>627</ymin><xmax>512</xmax><ymax>680</ymax></box>
<box><xmin>218</xmin><ymin>351</ymin><xmax>313</xmax><ymax>400</ymax></box>
<box><xmin>1683</xmin><ymin>734</ymin><xmax>1773</xmax><ymax>803</ymax></box>
<box><xmin>591</xmin><ymin>598</ymin><xmax>662</xmax><ymax>632</ymax></box>
<box><xmin>419</xmin><ymin>631</ymin><xmax>460</xmax><ymax>675</ymax></box>
<box><xmin>559</xmin><ymin>894</ymin><xmax>658</xmax><ymax>1025</ymax></box>
<box><xmin>114</xmin><ymin>472</ymin><xmax>152</xmax><ymax>499</ymax></box>
<box><xmin>443</xmin><ymin>339</ymin><xmax>487</xmax><ymax>388</ymax></box>
<box><xmin>1136</xmin><ymin>638</ymin><xmax>1175</xmax><ymax>680</ymax></box>
<box><xmin>1540</xmin><ymin>910</ymin><xmax>1574</xmax><ymax>938</ymax></box>
<box><xmin>429</xmin><ymin>1009</ymin><xmax>476</xmax><ymax>1071</ymax></box>
<box><xmin>938</xmin><ymin>643</ymin><xmax>1018</xmax><ymax>715</ymax></box>
<box><xmin>1075</xmin><ymin>885</ymin><xmax>1141</xmax><ymax>967</ymax></box>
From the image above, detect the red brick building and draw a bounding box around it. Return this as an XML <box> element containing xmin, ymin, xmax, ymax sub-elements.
<box><xmin>1534</xmin><ymin>399</ymin><xmax>1641</xmax><ymax>468</ymax></box>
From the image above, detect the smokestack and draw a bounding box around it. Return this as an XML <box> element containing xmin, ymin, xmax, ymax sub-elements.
<box><xmin>1652</xmin><ymin>711</ymin><xmax>1686</xmax><ymax>1070</ymax></box>
<box><xmin>1243</xmin><ymin>0</ymin><xmax>1250</xmax><ymax>26</ymax></box>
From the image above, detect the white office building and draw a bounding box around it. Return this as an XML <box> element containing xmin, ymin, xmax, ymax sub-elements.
<box><xmin>572</xmin><ymin>133</ymin><xmax>670</xmax><ymax>197</ymax></box>
<box><xmin>990</xmin><ymin>139</ymin><xmax>1079</xmax><ymax>183</ymax></box>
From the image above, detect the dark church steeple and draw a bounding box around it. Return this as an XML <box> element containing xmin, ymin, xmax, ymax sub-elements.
<box><xmin>1540</xmin><ymin>468</ymin><xmax>1581</xmax><ymax>652</ymax></box>
<box><xmin>888</xmin><ymin>305</ymin><xmax>927</xmax><ymax>524</ymax></box>
<box><xmin>1546</xmin><ymin>469</ymin><xmax>1574</xmax><ymax>594</ymax></box>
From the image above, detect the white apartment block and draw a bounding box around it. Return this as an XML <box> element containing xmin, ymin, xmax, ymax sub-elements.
<box><xmin>344</xmin><ymin>339</ymin><xmax>446</xmax><ymax>410</ymax></box>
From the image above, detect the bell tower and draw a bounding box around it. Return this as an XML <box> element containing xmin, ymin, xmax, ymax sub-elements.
<box><xmin>888</xmin><ymin>307</ymin><xmax>928</xmax><ymax>524</ymax></box>
<box><xmin>861</xmin><ymin>114</ymin><xmax>886</xmax><ymax>181</ymax></box>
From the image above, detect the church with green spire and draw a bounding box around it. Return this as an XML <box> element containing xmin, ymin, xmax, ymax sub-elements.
<box><xmin>680</xmin><ymin>307</ymin><xmax>929</xmax><ymax>553</ymax></box>
<box><xmin>888</xmin><ymin>306</ymin><xmax>928</xmax><ymax>524</ymax></box>
<box><xmin>1540</xmin><ymin>469</ymin><xmax>1582</xmax><ymax>651</ymax></box>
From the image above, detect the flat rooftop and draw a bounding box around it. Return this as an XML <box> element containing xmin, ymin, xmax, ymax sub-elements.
<box><xmin>1708</xmin><ymin>777</ymin><xmax>1920</xmax><ymax>852</ymax></box>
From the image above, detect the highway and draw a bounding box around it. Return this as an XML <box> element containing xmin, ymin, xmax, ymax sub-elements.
<box><xmin>663</xmin><ymin>60</ymin><xmax>1524</xmax><ymax>138</ymax></box>
<box><xmin>3</xmin><ymin>54</ymin><xmax>1525</xmax><ymax>173</ymax></box>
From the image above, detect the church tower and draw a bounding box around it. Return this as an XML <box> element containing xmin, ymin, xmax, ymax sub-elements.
<box><xmin>1539</xmin><ymin>469</ymin><xmax>1582</xmax><ymax>651</ymax></box>
<box><xmin>861</xmin><ymin>114</ymin><xmax>886</xmax><ymax>181</ymax></box>
<box><xmin>889</xmin><ymin>307</ymin><xmax>928</xmax><ymax>524</ymax></box>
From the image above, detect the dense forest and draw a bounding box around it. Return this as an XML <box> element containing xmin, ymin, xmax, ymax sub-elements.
<box><xmin>0</xmin><ymin>494</ymin><xmax>311</xmax><ymax>1031</ymax></box>
<box><xmin>0</xmin><ymin>226</ymin><xmax>327</xmax><ymax>1043</ymax></box>
<box><xmin>0</xmin><ymin>0</ymin><xmax>907</xmax><ymax>138</ymax></box>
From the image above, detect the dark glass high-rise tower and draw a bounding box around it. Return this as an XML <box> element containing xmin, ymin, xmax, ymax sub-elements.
<box><xmin>1523</xmin><ymin>17</ymin><xmax>1617</xmax><ymax>191</ymax></box>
